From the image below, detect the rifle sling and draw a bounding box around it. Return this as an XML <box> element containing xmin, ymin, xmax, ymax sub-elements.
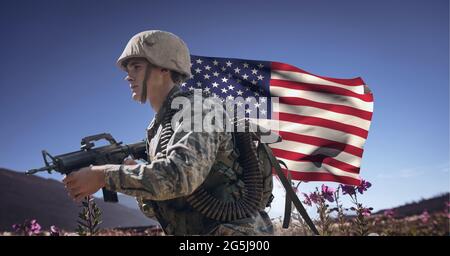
<box><xmin>261</xmin><ymin>143</ymin><xmax>320</xmax><ymax>235</ymax></box>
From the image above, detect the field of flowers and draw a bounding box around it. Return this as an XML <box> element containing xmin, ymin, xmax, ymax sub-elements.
<box><xmin>2</xmin><ymin>180</ymin><xmax>449</xmax><ymax>236</ymax></box>
<box><xmin>274</xmin><ymin>180</ymin><xmax>449</xmax><ymax>236</ymax></box>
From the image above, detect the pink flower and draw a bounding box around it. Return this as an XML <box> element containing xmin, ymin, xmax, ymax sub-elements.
<box><xmin>12</xmin><ymin>223</ymin><xmax>22</xmax><ymax>233</ymax></box>
<box><xmin>309</xmin><ymin>192</ymin><xmax>322</xmax><ymax>204</ymax></box>
<box><xmin>28</xmin><ymin>219</ymin><xmax>41</xmax><ymax>235</ymax></box>
<box><xmin>357</xmin><ymin>180</ymin><xmax>372</xmax><ymax>194</ymax></box>
<box><xmin>420</xmin><ymin>210</ymin><xmax>430</xmax><ymax>224</ymax></box>
<box><xmin>12</xmin><ymin>219</ymin><xmax>41</xmax><ymax>235</ymax></box>
<box><xmin>361</xmin><ymin>207</ymin><xmax>372</xmax><ymax>217</ymax></box>
<box><xmin>321</xmin><ymin>184</ymin><xmax>335</xmax><ymax>202</ymax></box>
<box><xmin>302</xmin><ymin>193</ymin><xmax>312</xmax><ymax>206</ymax></box>
<box><xmin>341</xmin><ymin>185</ymin><xmax>356</xmax><ymax>195</ymax></box>
<box><xmin>384</xmin><ymin>209</ymin><xmax>395</xmax><ymax>218</ymax></box>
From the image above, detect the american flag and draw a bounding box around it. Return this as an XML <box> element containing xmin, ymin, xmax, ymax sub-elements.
<box><xmin>183</xmin><ymin>55</ymin><xmax>373</xmax><ymax>186</ymax></box>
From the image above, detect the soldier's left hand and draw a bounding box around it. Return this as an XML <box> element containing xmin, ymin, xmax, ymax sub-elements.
<box><xmin>62</xmin><ymin>165</ymin><xmax>106</xmax><ymax>203</ymax></box>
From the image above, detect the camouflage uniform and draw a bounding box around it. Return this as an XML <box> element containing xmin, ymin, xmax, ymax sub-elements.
<box><xmin>104</xmin><ymin>86</ymin><xmax>273</xmax><ymax>235</ymax></box>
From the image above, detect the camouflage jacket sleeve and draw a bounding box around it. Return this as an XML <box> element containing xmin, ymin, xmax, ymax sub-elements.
<box><xmin>103</xmin><ymin>101</ymin><xmax>230</xmax><ymax>201</ymax></box>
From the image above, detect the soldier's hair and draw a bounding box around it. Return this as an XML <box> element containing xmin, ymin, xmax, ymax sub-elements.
<box><xmin>170</xmin><ymin>71</ymin><xmax>185</xmax><ymax>85</ymax></box>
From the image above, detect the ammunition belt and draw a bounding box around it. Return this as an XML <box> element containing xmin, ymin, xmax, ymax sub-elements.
<box><xmin>149</xmin><ymin>90</ymin><xmax>264</xmax><ymax>221</ymax></box>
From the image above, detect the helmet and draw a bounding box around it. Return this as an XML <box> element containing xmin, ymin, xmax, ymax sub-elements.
<box><xmin>117</xmin><ymin>30</ymin><xmax>192</xmax><ymax>81</ymax></box>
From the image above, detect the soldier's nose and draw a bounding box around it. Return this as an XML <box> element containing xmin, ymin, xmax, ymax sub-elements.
<box><xmin>125</xmin><ymin>75</ymin><xmax>135</xmax><ymax>82</ymax></box>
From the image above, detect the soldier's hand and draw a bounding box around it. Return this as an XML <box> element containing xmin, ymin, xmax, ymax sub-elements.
<box><xmin>62</xmin><ymin>165</ymin><xmax>106</xmax><ymax>203</ymax></box>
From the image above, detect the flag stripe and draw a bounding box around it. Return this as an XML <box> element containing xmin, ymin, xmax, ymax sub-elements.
<box><xmin>271</xmin><ymin>70</ymin><xmax>365</xmax><ymax>94</ymax></box>
<box><xmin>271</xmin><ymin>62</ymin><xmax>365</xmax><ymax>86</ymax></box>
<box><xmin>275</xmin><ymin>130</ymin><xmax>364</xmax><ymax>157</ymax></box>
<box><xmin>276</xmin><ymin>112</ymin><xmax>369</xmax><ymax>139</ymax></box>
<box><xmin>270</xmin><ymin>86</ymin><xmax>373</xmax><ymax>112</ymax></box>
<box><xmin>271</xmin><ymin>147</ymin><xmax>360</xmax><ymax>174</ymax></box>
<box><xmin>278</xmin><ymin>169</ymin><xmax>362</xmax><ymax>186</ymax></box>
<box><xmin>278</xmin><ymin>97</ymin><xmax>372</xmax><ymax>121</ymax></box>
<box><xmin>271</xmin><ymin>79</ymin><xmax>373</xmax><ymax>102</ymax></box>
<box><xmin>276</xmin><ymin>120</ymin><xmax>366</xmax><ymax>148</ymax></box>
<box><xmin>274</xmin><ymin>103</ymin><xmax>371</xmax><ymax>130</ymax></box>
<box><xmin>275</xmin><ymin>158</ymin><xmax>361</xmax><ymax>180</ymax></box>
<box><xmin>269</xmin><ymin>139</ymin><xmax>362</xmax><ymax>166</ymax></box>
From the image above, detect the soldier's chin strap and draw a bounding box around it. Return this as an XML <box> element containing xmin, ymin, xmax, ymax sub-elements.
<box><xmin>260</xmin><ymin>142</ymin><xmax>320</xmax><ymax>236</ymax></box>
<box><xmin>140</xmin><ymin>65</ymin><xmax>151</xmax><ymax>104</ymax></box>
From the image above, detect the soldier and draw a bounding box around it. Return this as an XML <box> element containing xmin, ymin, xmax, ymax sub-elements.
<box><xmin>63</xmin><ymin>30</ymin><xmax>274</xmax><ymax>235</ymax></box>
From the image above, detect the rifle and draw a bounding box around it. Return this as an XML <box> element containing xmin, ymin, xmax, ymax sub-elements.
<box><xmin>26</xmin><ymin>133</ymin><xmax>147</xmax><ymax>203</ymax></box>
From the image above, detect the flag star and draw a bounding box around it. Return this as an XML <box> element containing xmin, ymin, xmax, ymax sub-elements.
<box><xmin>254</xmin><ymin>102</ymin><xmax>261</xmax><ymax>108</ymax></box>
<box><xmin>255</xmin><ymin>92</ymin><xmax>260</xmax><ymax>96</ymax></box>
<box><xmin>221</xmin><ymin>66</ymin><xmax>226</xmax><ymax>71</ymax></box>
<box><xmin>245</xmin><ymin>109</ymin><xmax>252</xmax><ymax>114</ymax></box>
<box><xmin>243</xmin><ymin>63</ymin><xmax>249</xmax><ymax>68</ymax></box>
<box><xmin>257</xmin><ymin>75</ymin><xmax>264</xmax><ymax>80</ymax></box>
<box><xmin>204</xmin><ymin>87</ymin><xmax>210</xmax><ymax>92</ymax></box>
<box><xmin>246</xmin><ymin>97</ymin><xmax>253</xmax><ymax>102</ymax></box>
<box><xmin>189</xmin><ymin>86</ymin><xmax>194</xmax><ymax>91</ymax></box>
<box><xmin>251</xmin><ymin>68</ymin><xmax>258</xmax><ymax>75</ymax></box>
<box><xmin>222</xmin><ymin>77</ymin><xmax>228</xmax><ymax>83</ymax></box>
<box><xmin>258</xmin><ymin>63</ymin><xmax>264</xmax><ymax>69</ymax></box>
<box><xmin>227</xmin><ymin>95</ymin><xmax>234</xmax><ymax>100</ymax></box>
<box><xmin>234</xmin><ymin>67</ymin><xmax>241</xmax><ymax>74</ymax></box>
<box><xmin>196</xmin><ymin>81</ymin><xmax>202</xmax><ymax>87</ymax></box>
<box><xmin>242</xmin><ymin>74</ymin><xmax>249</xmax><ymax>80</ymax></box>
<box><xmin>221</xmin><ymin>88</ymin><xmax>228</xmax><ymax>93</ymax></box>
<box><xmin>260</xmin><ymin>109</ymin><xmax>267</xmax><ymax>115</ymax></box>
<box><xmin>212</xmin><ymin>82</ymin><xmax>219</xmax><ymax>88</ymax></box>
<box><xmin>203</xmin><ymin>74</ymin><xmax>210</xmax><ymax>79</ymax></box>
<box><xmin>228</xmin><ymin>85</ymin><xmax>234</xmax><ymax>90</ymax></box>
<box><xmin>260</xmin><ymin>97</ymin><xmax>266</xmax><ymax>103</ymax></box>
<box><xmin>213</xmin><ymin>60</ymin><xmax>219</xmax><ymax>66</ymax></box>
<box><xmin>226</xmin><ymin>61</ymin><xmax>232</xmax><ymax>67</ymax></box>
<box><xmin>204</xmin><ymin>65</ymin><xmax>211</xmax><ymax>71</ymax></box>
<box><xmin>212</xmin><ymin>71</ymin><xmax>219</xmax><ymax>77</ymax></box>
<box><xmin>189</xmin><ymin>74</ymin><xmax>194</xmax><ymax>79</ymax></box>
<box><xmin>181</xmin><ymin>82</ymin><xmax>186</xmax><ymax>87</ymax></box>
<box><xmin>251</xmin><ymin>80</ymin><xmax>257</xmax><ymax>85</ymax></box>
<box><xmin>237</xmin><ymin>90</ymin><xmax>243</xmax><ymax>96</ymax></box>
<box><xmin>195</xmin><ymin>68</ymin><xmax>202</xmax><ymax>73</ymax></box>
<box><xmin>237</xmin><ymin>101</ymin><xmax>243</xmax><ymax>107</ymax></box>
<box><xmin>196</xmin><ymin>59</ymin><xmax>203</xmax><ymax>64</ymax></box>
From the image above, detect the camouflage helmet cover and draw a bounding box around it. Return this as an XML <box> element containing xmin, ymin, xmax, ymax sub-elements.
<box><xmin>117</xmin><ymin>30</ymin><xmax>192</xmax><ymax>82</ymax></box>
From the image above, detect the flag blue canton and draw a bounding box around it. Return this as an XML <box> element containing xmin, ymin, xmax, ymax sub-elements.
<box><xmin>182</xmin><ymin>55</ymin><xmax>272</xmax><ymax>118</ymax></box>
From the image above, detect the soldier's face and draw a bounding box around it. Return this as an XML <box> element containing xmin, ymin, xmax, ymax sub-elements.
<box><xmin>124</xmin><ymin>58</ymin><xmax>166</xmax><ymax>103</ymax></box>
<box><xmin>125</xmin><ymin>58</ymin><xmax>149</xmax><ymax>101</ymax></box>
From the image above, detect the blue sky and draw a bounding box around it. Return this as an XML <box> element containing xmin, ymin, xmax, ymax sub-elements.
<box><xmin>0</xmin><ymin>0</ymin><xmax>448</xmax><ymax>218</ymax></box>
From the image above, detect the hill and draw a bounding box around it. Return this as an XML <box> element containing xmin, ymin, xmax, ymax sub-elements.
<box><xmin>0</xmin><ymin>168</ymin><xmax>158</xmax><ymax>231</ymax></box>
<box><xmin>374</xmin><ymin>192</ymin><xmax>449</xmax><ymax>217</ymax></box>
